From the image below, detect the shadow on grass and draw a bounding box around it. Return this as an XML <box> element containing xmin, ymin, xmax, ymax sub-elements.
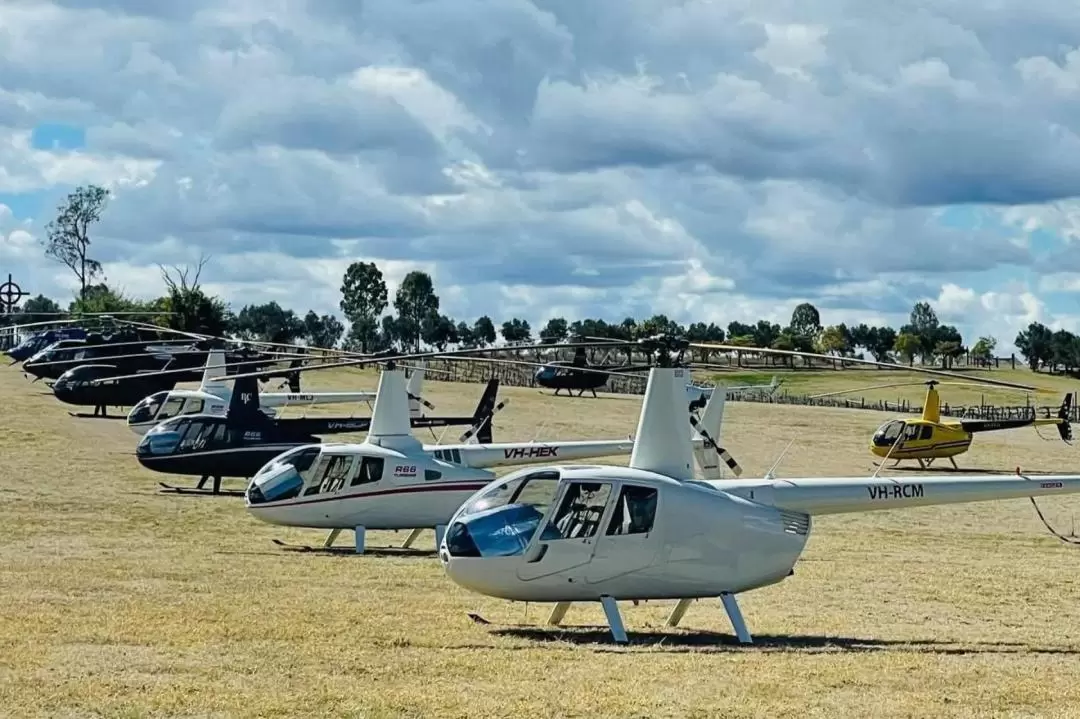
<box><xmin>488</xmin><ymin>626</ymin><xmax>1080</xmax><ymax>655</ymax></box>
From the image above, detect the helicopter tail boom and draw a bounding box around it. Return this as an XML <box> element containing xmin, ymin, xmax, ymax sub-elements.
<box><xmin>724</xmin><ymin>474</ymin><xmax>1080</xmax><ymax>516</ymax></box>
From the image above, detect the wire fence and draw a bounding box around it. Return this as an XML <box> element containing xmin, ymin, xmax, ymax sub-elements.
<box><xmin>421</xmin><ymin>357</ymin><xmax>1074</xmax><ymax>421</ymax></box>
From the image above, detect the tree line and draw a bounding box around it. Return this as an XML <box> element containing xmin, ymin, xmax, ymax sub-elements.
<box><xmin>2</xmin><ymin>184</ymin><xmax>999</xmax><ymax>365</ymax></box>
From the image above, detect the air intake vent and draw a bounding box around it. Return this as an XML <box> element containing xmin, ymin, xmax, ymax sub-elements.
<box><xmin>780</xmin><ymin>510</ymin><xmax>810</xmax><ymax>536</ymax></box>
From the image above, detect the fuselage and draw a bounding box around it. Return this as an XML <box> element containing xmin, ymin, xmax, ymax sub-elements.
<box><xmin>869</xmin><ymin>419</ymin><xmax>972</xmax><ymax>460</ymax></box>
<box><xmin>440</xmin><ymin>464</ymin><xmax>807</xmax><ymax>603</ymax></box>
<box><xmin>126</xmin><ymin>388</ymin><xmax>380</xmax><ymax>435</ymax></box>
<box><xmin>244</xmin><ymin>437</ymin><xmax>639</xmax><ymax>531</ymax></box>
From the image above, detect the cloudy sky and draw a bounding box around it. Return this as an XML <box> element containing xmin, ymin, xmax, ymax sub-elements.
<box><xmin>3</xmin><ymin>0</ymin><xmax>1080</xmax><ymax>353</ymax></box>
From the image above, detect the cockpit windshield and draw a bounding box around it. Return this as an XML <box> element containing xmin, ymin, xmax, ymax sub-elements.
<box><xmin>246</xmin><ymin>445</ymin><xmax>326</xmax><ymax>504</ymax></box>
<box><xmin>129</xmin><ymin>391</ymin><xmax>170</xmax><ymax>424</ymax></box>
<box><xmin>445</xmin><ymin>470</ymin><xmax>563</xmax><ymax>557</ymax></box>
<box><xmin>136</xmin><ymin>416</ymin><xmax>227</xmax><ymax>456</ymax></box>
<box><xmin>872</xmin><ymin>420</ymin><xmax>905</xmax><ymax>446</ymax></box>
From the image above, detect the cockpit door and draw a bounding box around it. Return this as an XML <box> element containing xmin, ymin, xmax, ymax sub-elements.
<box><xmin>584</xmin><ymin>484</ymin><xmax>662</xmax><ymax>584</ymax></box>
<box><xmin>516</xmin><ymin>480</ymin><xmax>616</xmax><ymax>581</ymax></box>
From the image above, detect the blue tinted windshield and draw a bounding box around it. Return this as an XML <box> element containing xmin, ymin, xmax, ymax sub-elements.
<box><xmin>449</xmin><ymin>503</ymin><xmax>562</xmax><ymax>557</ymax></box>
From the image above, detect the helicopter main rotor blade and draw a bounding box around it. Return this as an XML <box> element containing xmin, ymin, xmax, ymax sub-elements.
<box><xmin>213</xmin><ymin>340</ymin><xmax>629</xmax><ymax>382</ymax></box>
<box><xmin>808</xmin><ymin>380</ymin><xmax>1050</xmax><ymax>400</ymax></box>
<box><xmin>27</xmin><ymin>346</ymin><xmax>308</xmax><ymax>368</ymax></box>
<box><xmin>90</xmin><ymin>352</ymin><xmax>317</xmax><ymax>384</ymax></box>
<box><xmin>436</xmin><ymin>354</ymin><xmax>652</xmax><ymax>380</ymax></box>
<box><xmin>689</xmin><ymin>342</ymin><xmax>1040</xmax><ymax>392</ymax></box>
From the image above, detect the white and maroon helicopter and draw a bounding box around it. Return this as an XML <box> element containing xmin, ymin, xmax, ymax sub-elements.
<box><xmin>439</xmin><ymin>337</ymin><xmax>1080</xmax><ymax>644</ymax></box>
<box><xmin>243</xmin><ymin>363</ymin><xmax>734</xmax><ymax>554</ymax></box>
<box><xmin>122</xmin><ymin>348</ymin><xmax>429</xmax><ymax>435</ymax></box>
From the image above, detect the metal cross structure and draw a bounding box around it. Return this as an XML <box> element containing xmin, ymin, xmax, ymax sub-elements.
<box><xmin>0</xmin><ymin>273</ymin><xmax>29</xmax><ymax>314</ymax></box>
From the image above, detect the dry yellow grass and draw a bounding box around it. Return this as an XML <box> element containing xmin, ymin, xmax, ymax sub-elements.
<box><xmin>3</xmin><ymin>364</ymin><xmax>1080</xmax><ymax>718</ymax></box>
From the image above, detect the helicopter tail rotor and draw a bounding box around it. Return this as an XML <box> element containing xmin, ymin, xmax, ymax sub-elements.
<box><xmin>1057</xmin><ymin>393</ymin><xmax>1073</xmax><ymax>443</ymax></box>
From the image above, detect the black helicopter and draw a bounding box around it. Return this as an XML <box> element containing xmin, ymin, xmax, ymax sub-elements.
<box><xmin>50</xmin><ymin>345</ymin><xmax>300</xmax><ymax>416</ymax></box>
<box><xmin>135</xmin><ymin>371</ymin><xmax>502</xmax><ymax>495</ymax></box>
<box><xmin>22</xmin><ymin>329</ymin><xmax>199</xmax><ymax>381</ymax></box>
<box><xmin>50</xmin><ymin>343</ymin><xmax>303</xmax><ymax>417</ymax></box>
<box><xmin>533</xmin><ymin>344</ymin><xmax>656</xmax><ymax>396</ymax></box>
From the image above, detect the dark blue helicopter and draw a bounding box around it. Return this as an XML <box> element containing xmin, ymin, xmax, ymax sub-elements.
<box><xmin>5</xmin><ymin>327</ymin><xmax>87</xmax><ymax>363</ymax></box>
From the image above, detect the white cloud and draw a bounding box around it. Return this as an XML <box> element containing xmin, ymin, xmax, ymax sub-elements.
<box><xmin>3</xmin><ymin>0</ymin><xmax>1080</xmax><ymax>352</ymax></box>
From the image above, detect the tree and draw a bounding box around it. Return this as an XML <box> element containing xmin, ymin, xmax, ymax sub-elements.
<box><xmin>158</xmin><ymin>257</ymin><xmax>232</xmax><ymax>336</ymax></box>
<box><xmin>788</xmin><ymin>302</ymin><xmax>822</xmax><ymax>345</ymax></box>
<box><xmin>817</xmin><ymin>325</ymin><xmax>850</xmax><ymax>355</ymax></box>
<box><xmin>970</xmin><ymin>336</ymin><xmax>997</xmax><ymax>365</ymax></box>
<box><xmin>1050</xmin><ymin>330</ymin><xmax>1080</xmax><ymax>373</ymax></box>
<box><xmin>303</xmin><ymin>311</ymin><xmax>344</xmax><ymax>349</ymax></box>
<box><xmin>69</xmin><ymin>283</ymin><xmax>148</xmax><ymax>315</ymax></box>
<box><xmin>866</xmin><ymin>326</ymin><xmax>897</xmax><ymax>362</ymax></box>
<box><xmin>501</xmin><ymin>318</ymin><xmax>532</xmax><ymax>343</ymax></box>
<box><xmin>904</xmin><ymin>301</ymin><xmax>940</xmax><ymax>361</ymax></box>
<box><xmin>932</xmin><ymin>325</ymin><xmax>964</xmax><ymax>368</ymax></box>
<box><xmin>18</xmin><ymin>294</ymin><xmax>62</xmax><ymax>324</ymax></box>
<box><xmin>893</xmin><ymin>332</ymin><xmax>922</xmax><ymax>365</ymax></box>
<box><xmin>751</xmin><ymin>320</ymin><xmax>781</xmax><ymax>349</ymax></box>
<box><xmin>456</xmin><ymin>321</ymin><xmax>476</xmax><ymax>348</ymax></box>
<box><xmin>42</xmin><ymin>184</ymin><xmax>109</xmax><ymax>299</ymax></box>
<box><xmin>339</xmin><ymin>262</ymin><xmax>388</xmax><ymax>353</ymax></box>
<box><xmin>393</xmin><ymin>271</ymin><xmax>439</xmax><ymax>351</ymax></box>
<box><xmin>422</xmin><ymin>314</ymin><xmax>458</xmax><ymax>350</ymax></box>
<box><xmin>235</xmin><ymin>302</ymin><xmax>304</xmax><ymax>343</ymax></box>
<box><xmin>539</xmin><ymin>317</ymin><xmax>569</xmax><ymax>344</ymax></box>
<box><xmin>1015</xmin><ymin>322</ymin><xmax>1054</xmax><ymax>371</ymax></box>
<box><xmin>472</xmin><ymin>316</ymin><xmax>497</xmax><ymax>347</ymax></box>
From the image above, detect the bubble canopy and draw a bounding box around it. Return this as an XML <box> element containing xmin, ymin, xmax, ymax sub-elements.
<box><xmin>444</xmin><ymin>468</ymin><xmax>564</xmax><ymax>558</ymax></box>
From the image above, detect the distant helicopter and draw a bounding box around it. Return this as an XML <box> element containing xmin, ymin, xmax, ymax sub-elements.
<box><xmin>810</xmin><ymin>379</ymin><xmax>1073</xmax><ymax>469</ymax></box>
<box><xmin>533</xmin><ymin>345</ymin><xmax>656</xmax><ymax>396</ymax></box>
<box><xmin>439</xmin><ymin>354</ymin><xmax>1080</xmax><ymax>645</ymax></box>
<box><xmin>134</xmin><ymin>370</ymin><xmax>503</xmax><ymax>495</ymax></box>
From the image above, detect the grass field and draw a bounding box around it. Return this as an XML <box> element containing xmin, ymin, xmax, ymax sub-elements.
<box><xmin>3</xmin><ymin>363</ymin><xmax>1080</xmax><ymax>718</ymax></box>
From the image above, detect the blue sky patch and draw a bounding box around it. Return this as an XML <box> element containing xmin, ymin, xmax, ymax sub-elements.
<box><xmin>30</xmin><ymin>123</ymin><xmax>86</xmax><ymax>151</ymax></box>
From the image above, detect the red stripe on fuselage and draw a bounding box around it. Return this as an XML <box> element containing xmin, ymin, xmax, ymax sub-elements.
<box><xmin>250</xmin><ymin>481</ymin><xmax>491</xmax><ymax>509</ymax></box>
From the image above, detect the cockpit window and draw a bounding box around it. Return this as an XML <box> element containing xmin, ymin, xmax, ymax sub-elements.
<box><xmin>549</xmin><ymin>482</ymin><xmax>612</xmax><ymax>540</ymax></box>
<box><xmin>873</xmin><ymin>421</ymin><xmax>904</xmax><ymax>445</ymax></box>
<box><xmin>158</xmin><ymin>396</ymin><xmax>185</xmax><ymax>420</ymax></box>
<box><xmin>459</xmin><ymin>470</ymin><xmax>560</xmax><ymax>516</ymax></box>
<box><xmin>351</xmin><ymin>457</ymin><xmax>384</xmax><ymax>486</ymax></box>
<box><xmin>317</xmin><ymin>455</ymin><xmax>355</xmax><ymax>493</ymax></box>
<box><xmin>605</xmin><ymin>486</ymin><xmax>658</xmax><ymax>535</ymax></box>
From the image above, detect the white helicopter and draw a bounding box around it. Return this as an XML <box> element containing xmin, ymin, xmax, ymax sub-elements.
<box><xmin>123</xmin><ymin>349</ymin><xmax>429</xmax><ymax>435</ymax></box>
<box><xmin>439</xmin><ymin>356</ymin><xmax>1080</xmax><ymax>644</ymax></box>
<box><xmin>245</xmin><ymin>365</ymin><xmax>736</xmax><ymax>554</ymax></box>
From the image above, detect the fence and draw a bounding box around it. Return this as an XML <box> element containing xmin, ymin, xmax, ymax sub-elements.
<box><xmin>421</xmin><ymin>358</ymin><xmax>1074</xmax><ymax>422</ymax></box>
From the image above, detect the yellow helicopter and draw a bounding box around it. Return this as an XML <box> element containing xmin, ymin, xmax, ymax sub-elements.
<box><xmin>811</xmin><ymin>379</ymin><xmax>1074</xmax><ymax>469</ymax></box>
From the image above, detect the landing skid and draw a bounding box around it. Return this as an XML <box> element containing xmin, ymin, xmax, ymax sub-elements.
<box><xmin>157</xmin><ymin>481</ymin><xmax>243</xmax><ymax>497</ymax></box>
<box><xmin>872</xmin><ymin>456</ymin><xmax>961</xmax><ymax>470</ymax></box>
<box><xmin>270</xmin><ymin>538</ymin><xmax>437</xmax><ymax>556</ymax></box>
<box><xmin>474</xmin><ymin>594</ymin><xmax>754</xmax><ymax>645</ymax></box>
<box><xmin>67</xmin><ymin>411</ymin><xmax>124</xmax><ymax>420</ymax></box>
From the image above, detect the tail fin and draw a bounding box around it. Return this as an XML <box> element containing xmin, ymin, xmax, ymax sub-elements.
<box><xmin>227</xmin><ymin>374</ymin><xmax>266</xmax><ymax>425</ymax></box>
<box><xmin>1058</xmin><ymin>393</ymin><xmax>1073</xmax><ymax>442</ymax></box>
<box><xmin>406</xmin><ymin>361</ymin><xmax>428</xmax><ymax>417</ymax></box>
<box><xmin>200</xmin><ymin>349</ymin><xmax>230</xmax><ymax>396</ymax></box>
<box><xmin>470</xmin><ymin>379</ymin><xmax>501</xmax><ymax>444</ymax></box>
